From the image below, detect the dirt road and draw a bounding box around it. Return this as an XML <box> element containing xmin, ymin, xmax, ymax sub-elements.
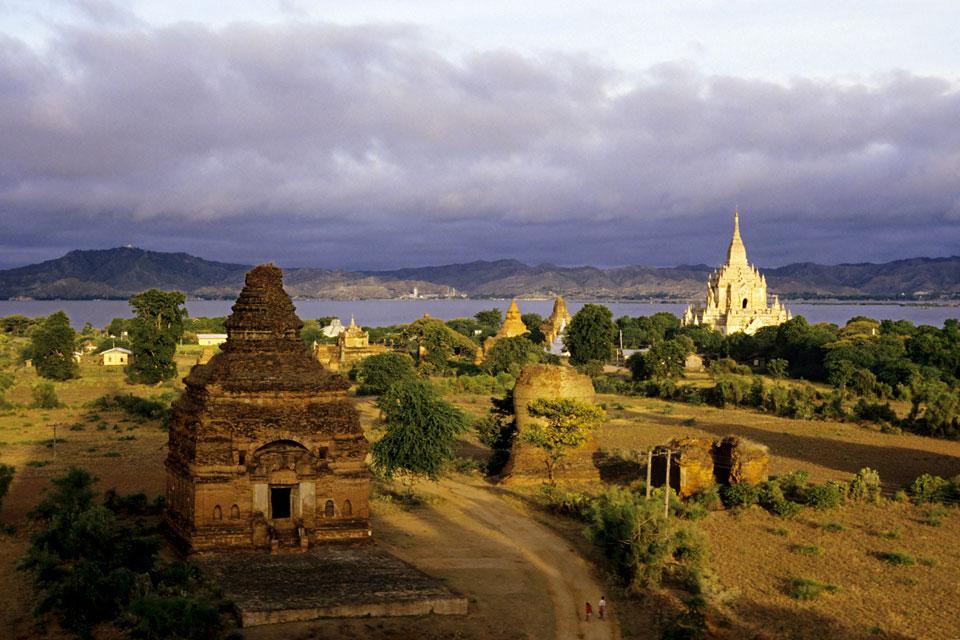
<box><xmin>418</xmin><ymin>479</ymin><xmax>618</xmax><ymax>640</ymax></box>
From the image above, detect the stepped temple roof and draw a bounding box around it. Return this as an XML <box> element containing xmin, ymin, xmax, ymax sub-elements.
<box><xmin>184</xmin><ymin>264</ymin><xmax>348</xmax><ymax>394</ymax></box>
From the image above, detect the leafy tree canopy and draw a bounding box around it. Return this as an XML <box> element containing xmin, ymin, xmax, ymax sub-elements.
<box><xmin>564</xmin><ymin>304</ymin><xmax>616</xmax><ymax>366</ymax></box>
<box><xmin>32</xmin><ymin>311</ymin><xmax>79</xmax><ymax>380</ymax></box>
<box><xmin>127</xmin><ymin>290</ymin><xmax>186</xmax><ymax>384</ymax></box>
<box><xmin>403</xmin><ymin>316</ymin><xmax>479</xmax><ymax>373</ymax></box>
<box><xmin>482</xmin><ymin>335</ymin><xmax>544</xmax><ymax>377</ymax></box>
<box><xmin>628</xmin><ymin>336</ymin><xmax>694</xmax><ymax>381</ymax></box>
<box><xmin>372</xmin><ymin>379</ymin><xmax>468</xmax><ymax>481</ymax></box>
<box><xmin>473</xmin><ymin>308</ymin><xmax>503</xmax><ymax>338</ymax></box>
<box><xmin>524</xmin><ymin>397</ymin><xmax>605</xmax><ymax>482</ymax></box>
<box><xmin>521</xmin><ymin>313</ymin><xmax>546</xmax><ymax>345</ymax></box>
<box><xmin>355</xmin><ymin>352</ymin><xmax>418</xmax><ymax>395</ymax></box>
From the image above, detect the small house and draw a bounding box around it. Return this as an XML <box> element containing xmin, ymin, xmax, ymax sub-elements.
<box><xmin>100</xmin><ymin>347</ymin><xmax>132</xmax><ymax>366</ymax></box>
<box><xmin>197</xmin><ymin>333</ymin><xmax>228</xmax><ymax>347</ymax></box>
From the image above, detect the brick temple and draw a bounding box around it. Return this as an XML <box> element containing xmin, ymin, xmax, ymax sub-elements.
<box><xmin>165</xmin><ymin>264</ymin><xmax>371</xmax><ymax>552</ymax></box>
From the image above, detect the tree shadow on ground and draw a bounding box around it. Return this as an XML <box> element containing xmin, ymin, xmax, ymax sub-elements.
<box><xmin>721</xmin><ymin>595</ymin><xmax>917</xmax><ymax>640</ymax></box>
<box><xmin>593</xmin><ymin>450</ymin><xmax>645</xmax><ymax>484</ymax></box>
<box><xmin>639</xmin><ymin>413</ymin><xmax>960</xmax><ymax>486</ymax></box>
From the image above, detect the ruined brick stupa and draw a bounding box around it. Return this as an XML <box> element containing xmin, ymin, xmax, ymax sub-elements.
<box><xmin>165</xmin><ymin>264</ymin><xmax>370</xmax><ymax>552</ymax></box>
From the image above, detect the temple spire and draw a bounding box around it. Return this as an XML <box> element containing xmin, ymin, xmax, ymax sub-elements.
<box><xmin>725</xmin><ymin>208</ymin><xmax>749</xmax><ymax>266</ymax></box>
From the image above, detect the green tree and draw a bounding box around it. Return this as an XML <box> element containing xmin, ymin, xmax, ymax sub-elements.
<box><xmin>767</xmin><ymin>358</ymin><xmax>788</xmax><ymax>380</ymax></box>
<box><xmin>2</xmin><ymin>314</ymin><xmax>40</xmax><ymax>336</ymax></box>
<box><xmin>105</xmin><ymin>317</ymin><xmax>130</xmax><ymax>338</ymax></box>
<box><xmin>31</xmin><ymin>382</ymin><xmax>61</xmax><ymax>409</ymax></box>
<box><xmin>446</xmin><ymin>317</ymin><xmax>483</xmax><ymax>343</ymax></box>
<box><xmin>299</xmin><ymin>319</ymin><xmax>324</xmax><ymax>346</ymax></box>
<box><xmin>628</xmin><ymin>337</ymin><xmax>693</xmax><ymax>381</ymax></box>
<box><xmin>564</xmin><ymin>304</ymin><xmax>616</xmax><ymax>366</ymax></box>
<box><xmin>372</xmin><ymin>380</ymin><xmax>468</xmax><ymax>482</ymax></box>
<box><xmin>404</xmin><ymin>316</ymin><xmax>478</xmax><ymax>374</ymax></box>
<box><xmin>127</xmin><ymin>290</ymin><xmax>186</xmax><ymax>384</ymax></box>
<box><xmin>473</xmin><ymin>308</ymin><xmax>503</xmax><ymax>339</ymax></box>
<box><xmin>521</xmin><ymin>313</ymin><xmax>546</xmax><ymax>345</ymax></box>
<box><xmin>524</xmin><ymin>398</ymin><xmax>605</xmax><ymax>482</ymax></box>
<box><xmin>482</xmin><ymin>335</ymin><xmax>543</xmax><ymax>376</ymax></box>
<box><xmin>32</xmin><ymin>311</ymin><xmax>79</xmax><ymax>380</ymax></box>
<box><xmin>354</xmin><ymin>352</ymin><xmax>418</xmax><ymax>395</ymax></box>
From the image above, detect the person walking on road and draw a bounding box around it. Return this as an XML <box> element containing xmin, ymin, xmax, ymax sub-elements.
<box><xmin>598</xmin><ymin>596</ymin><xmax>606</xmax><ymax>620</ymax></box>
<box><xmin>585</xmin><ymin>602</ymin><xmax>593</xmax><ymax>621</ymax></box>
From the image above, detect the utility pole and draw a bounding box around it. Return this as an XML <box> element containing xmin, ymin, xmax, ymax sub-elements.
<box><xmin>645</xmin><ymin>449</ymin><xmax>653</xmax><ymax>499</ymax></box>
<box><xmin>663</xmin><ymin>450</ymin><xmax>671</xmax><ymax>518</ymax></box>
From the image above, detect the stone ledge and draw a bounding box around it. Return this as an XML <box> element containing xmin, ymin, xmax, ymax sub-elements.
<box><xmin>196</xmin><ymin>547</ymin><xmax>468</xmax><ymax>627</ymax></box>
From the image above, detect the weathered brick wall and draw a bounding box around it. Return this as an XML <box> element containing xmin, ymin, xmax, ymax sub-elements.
<box><xmin>164</xmin><ymin>264</ymin><xmax>371</xmax><ymax>553</ymax></box>
<box><xmin>502</xmin><ymin>364</ymin><xmax>600</xmax><ymax>483</ymax></box>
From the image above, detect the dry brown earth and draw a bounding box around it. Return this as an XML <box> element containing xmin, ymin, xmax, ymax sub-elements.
<box><xmin>3</xmin><ymin>358</ymin><xmax>960</xmax><ymax>639</ymax></box>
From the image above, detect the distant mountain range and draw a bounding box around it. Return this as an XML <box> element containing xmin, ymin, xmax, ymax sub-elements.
<box><xmin>0</xmin><ymin>247</ymin><xmax>957</xmax><ymax>301</ymax></box>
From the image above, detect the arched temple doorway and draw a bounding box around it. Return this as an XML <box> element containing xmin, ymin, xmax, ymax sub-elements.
<box><xmin>251</xmin><ymin>440</ymin><xmax>316</xmax><ymax>523</ymax></box>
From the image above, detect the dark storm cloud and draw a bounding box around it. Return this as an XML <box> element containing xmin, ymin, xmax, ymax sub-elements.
<box><xmin>0</xmin><ymin>22</ymin><xmax>958</xmax><ymax>269</ymax></box>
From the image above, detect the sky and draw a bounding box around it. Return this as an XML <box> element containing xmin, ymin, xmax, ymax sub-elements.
<box><xmin>0</xmin><ymin>1</ymin><xmax>958</xmax><ymax>270</ymax></box>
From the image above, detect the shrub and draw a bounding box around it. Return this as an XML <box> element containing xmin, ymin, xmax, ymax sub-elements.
<box><xmin>708</xmin><ymin>358</ymin><xmax>751</xmax><ymax>377</ymax></box>
<box><xmin>853</xmin><ymin>399</ymin><xmax>899</xmax><ymax>424</ymax></box>
<box><xmin>592</xmin><ymin>375</ymin><xmax>634</xmax><ymax>395</ymax></box>
<box><xmin>128</xmin><ymin>594</ymin><xmax>223</xmax><ymax>640</ymax></box>
<box><xmin>806</xmin><ymin>482</ymin><xmax>843</xmax><ymax>510</ymax></box>
<box><xmin>704</xmin><ymin>375</ymin><xmax>750</xmax><ymax>408</ymax></box>
<box><xmin>660</xmin><ymin>596</ymin><xmax>708</xmax><ymax>640</ymax></box>
<box><xmin>31</xmin><ymin>382</ymin><xmax>61</xmax><ymax>409</ymax></box>
<box><xmin>822</xmin><ymin>522</ymin><xmax>845</xmax><ymax>532</ymax></box>
<box><xmin>757</xmin><ymin>481</ymin><xmax>802</xmax><ymax>518</ymax></box>
<box><xmin>586</xmin><ymin>487</ymin><xmax>705</xmax><ymax>592</ymax></box>
<box><xmin>688</xmin><ymin>486</ymin><xmax>722</xmax><ymax>512</ymax></box>
<box><xmin>538</xmin><ymin>484</ymin><xmax>592</xmax><ymax>520</ymax></box>
<box><xmin>788</xmin><ymin>577</ymin><xmax>840</xmax><ymax>600</ymax></box>
<box><xmin>575</xmin><ymin>360</ymin><xmax>605</xmax><ymax>378</ymax></box>
<box><xmin>847</xmin><ymin>467</ymin><xmax>883</xmax><ymax>504</ymax></box>
<box><xmin>720</xmin><ymin>483</ymin><xmax>758</xmax><ymax>508</ymax></box>
<box><xmin>907</xmin><ymin>473</ymin><xmax>959</xmax><ymax>504</ymax></box>
<box><xmin>92</xmin><ymin>394</ymin><xmax>171</xmax><ymax>422</ymax></box>
<box><xmin>776</xmin><ymin>470</ymin><xmax>810</xmax><ymax>503</ymax></box>
<box><xmin>791</xmin><ymin>544</ymin><xmax>824</xmax><ymax>556</ymax></box>
<box><xmin>872</xmin><ymin>551</ymin><xmax>916</xmax><ymax>566</ymax></box>
<box><xmin>920</xmin><ymin>509</ymin><xmax>944</xmax><ymax>527</ymax></box>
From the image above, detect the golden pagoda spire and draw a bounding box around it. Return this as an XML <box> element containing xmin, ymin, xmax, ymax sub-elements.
<box><xmin>725</xmin><ymin>208</ymin><xmax>749</xmax><ymax>266</ymax></box>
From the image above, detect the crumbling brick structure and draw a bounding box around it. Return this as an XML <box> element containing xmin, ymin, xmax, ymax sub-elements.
<box><xmin>651</xmin><ymin>435</ymin><xmax>769</xmax><ymax>497</ymax></box>
<box><xmin>502</xmin><ymin>364</ymin><xmax>599</xmax><ymax>482</ymax></box>
<box><xmin>165</xmin><ymin>264</ymin><xmax>370</xmax><ymax>553</ymax></box>
<box><xmin>712</xmin><ymin>435</ymin><xmax>769</xmax><ymax>486</ymax></box>
<box><xmin>652</xmin><ymin>437</ymin><xmax>716</xmax><ymax>498</ymax></box>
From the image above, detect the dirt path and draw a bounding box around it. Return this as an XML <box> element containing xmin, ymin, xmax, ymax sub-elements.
<box><xmin>420</xmin><ymin>479</ymin><xmax>618</xmax><ymax>640</ymax></box>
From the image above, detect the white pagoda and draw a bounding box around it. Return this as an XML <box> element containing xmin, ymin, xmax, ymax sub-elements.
<box><xmin>682</xmin><ymin>211</ymin><xmax>791</xmax><ymax>336</ymax></box>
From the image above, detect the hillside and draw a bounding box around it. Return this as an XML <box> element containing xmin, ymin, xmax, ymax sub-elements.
<box><xmin>0</xmin><ymin>247</ymin><xmax>957</xmax><ymax>300</ymax></box>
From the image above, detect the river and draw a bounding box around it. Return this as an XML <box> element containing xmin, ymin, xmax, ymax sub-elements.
<box><xmin>0</xmin><ymin>299</ymin><xmax>957</xmax><ymax>329</ymax></box>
